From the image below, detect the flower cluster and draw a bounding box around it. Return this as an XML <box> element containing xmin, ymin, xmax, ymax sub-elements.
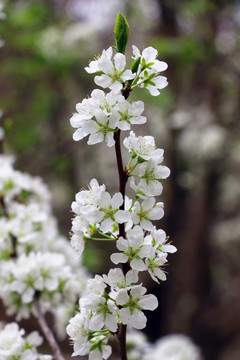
<box><xmin>70</xmin><ymin>44</ymin><xmax>168</xmax><ymax>148</ymax></box>
<box><xmin>67</xmin><ymin>13</ymin><xmax>176</xmax><ymax>360</ymax></box>
<box><xmin>0</xmin><ymin>154</ymin><xmax>87</xmax><ymax>335</ymax></box>
<box><xmin>0</xmin><ymin>322</ymin><xmax>52</xmax><ymax>360</ymax></box>
<box><xmin>70</xmin><ymin>89</ymin><xmax>146</xmax><ymax>147</ymax></box>
<box><xmin>142</xmin><ymin>334</ymin><xmax>203</xmax><ymax>360</ymax></box>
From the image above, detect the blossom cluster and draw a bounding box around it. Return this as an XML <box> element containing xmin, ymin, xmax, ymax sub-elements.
<box><xmin>67</xmin><ymin>18</ymin><xmax>176</xmax><ymax>360</ymax></box>
<box><xmin>0</xmin><ymin>154</ymin><xmax>87</xmax><ymax>336</ymax></box>
<box><xmin>70</xmin><ymin>44</ymin><xmax>167</xmax><ymax>148</ymax></box>
<box><xmin>121</xmin><ymin>331</ymin><xmax>202</xmax><ymax>360</ymax></box>
<box><xmin>0</xmin><ymin>322</ymin><xmax>52</xmax><ymax>360</ymax></box>
<box><xmin>142</xmin><ymin>334</ymin><xmax>203</xmax><ymax>360</ymax></box>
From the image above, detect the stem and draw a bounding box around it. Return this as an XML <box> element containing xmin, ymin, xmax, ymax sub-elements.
<box><xmin>85</xmin><ymin>236</ymin><xmax>116</xmax><ymax>241</ymax></box>
<box><xmin>34</xmin><ymin>299</ymin><xmax>66</xmax><ymax>360</ymax></box>
<box><xmin>114</xmin><ymin>129</ymin><xmax>130</xmax><ymax>360</ymax></box>
<box><xmin>118</xmin><ymin>324</ymin><xmax>128</xmax><ymax>360</ymax></box>
<box><xmin>114</xmin><ymin>130</ymin><xmax>128</xmax><ymax>245</ymax></box>
<box><xmin>0</xmin><ymin>196</ymin><xmax>8</xmax><ymax>218</ymax></box>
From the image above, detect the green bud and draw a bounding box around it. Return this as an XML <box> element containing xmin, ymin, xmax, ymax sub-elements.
<box><xmin>114</xmin><ymin>12</ymin><xmax>129</xmax><ymax>54</ymax></box>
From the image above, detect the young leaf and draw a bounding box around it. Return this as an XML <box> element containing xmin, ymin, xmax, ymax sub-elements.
<box><xmin>114</xmin><ymin>12</ymin><xmax>129</xmax><ymax>54</ymax></box>
<box><xmin>130</xmin><ymin>56</ymin><xmax>141</xmax><ymax>74</ymax></box>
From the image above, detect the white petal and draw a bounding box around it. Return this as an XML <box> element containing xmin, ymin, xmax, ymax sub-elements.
<box><xmin>89</xmin><ymin>313</ymin><xmax>104</xmax><ymax>331</ymax></box>
<box><xmin>121</xmin><ymin>69</ymin><xmax>135</xmax><ymax>81</ymax></box>
<box><xmin>140</xmin><ymin>218</ymin><xmax>154</xmax><ymax>231</ymax></box>
<box><xmin>111</xmin><ymin>192</ymin><xmax>123</xmax><ymax>208</ymax></box>
<box><xmin>119</xmin><ymin>307</ymin><xmax>131</xmax><ymax>325</ymax></box>
<box><xmin>116</xmin><ymin>289</ymin><xmax>129</xmax><ymax>305</ymax></box>
<box><xmin>161</xmin><ymin>244</ymin><xmax>177</xmax><ymax>253</ymax></box>
<box><xmin>126</xmin><ymin>269</ymin><xmax>139</xmax><ymax>285</ymax></box>
<box><xmin>87</xmin><ymin>133</ymin><xmax>104</xmax><ymax>145</ymax></box>
<box><xmin>114</xmin><ymin>52</ymin><xmax>126</xmax><ymax>72</ymax></box>
<box><xmin>116</xmin><ymin>237</ymin><xmax>128</xmax><ymax>251</ymax></box>
<box><xmin>115</xmin><ymin>210</ymin><xmax>131</xmax><ymax>223</ymax></box>
<box><xmin>148</xmin><ymin>207</ymin><xmax>164</xmax><ymax>220</ymax></box>
<box><xmin>138</xmin><ymin>294</ymin><xmax>158</xmax><ymax>310</ymax></box>
<box><xmin>110</xmin><ymin>253</ymin><xmax>128</xmax><ymax>265</ymax></box>
<box><xmin>73</xmin><ymin>128</ymin><xmax>86</xmax><ymax>141</ymax></box>
<box><xmin>100</xmin><ymin>218</ymin><xmax>114</xmax><ymax>233</ymax></box>
<box><xmin>132</xmin><ymin>45</ymin><xmax>140</xmax><ymax>59</ymax></box>
<box><xmin>142</xmin><ymin>197</ymin><xmax>155</xmax><ymax>210</ymax></box>
<box><xmin>109</xmin><ymin>81</ymin><xmax>123</xmax><ymax>94</ymax></box>
<box><xmin>130</xmin><ymin>309</ymin><xmax>147</xmax><ymax>329</ymax></box>
<box><xmin>94</xmin><ymin>74</ymin><xmax>111</xmax><ymax>88</ymax></box>
<box><xmin>130</xmin><ymin>258</ymin><xmax>146</xmax><ymax>271</ymax></box>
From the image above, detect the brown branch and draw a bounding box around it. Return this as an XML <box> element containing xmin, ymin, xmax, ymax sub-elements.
<box><xmin>114</xmin><ymin>128</ymin><xmax>130</xmax><ymax>360</ymax></box>
<box><xmin>34</xmin><ymin>299</ymin><xmax>66</xmax><ymax>360</ymax></box>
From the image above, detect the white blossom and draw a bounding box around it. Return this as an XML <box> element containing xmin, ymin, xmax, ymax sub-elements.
<box><xmin>98</xmin><ymin>192</ymin><xmax>130</xmax><ymax>233</ymax></box>
<box><xmin>110</xmin><ymin>226</ymin><xmax>151</xmax><ymax>271</ymax></box>
<box><xmin>145</xmin><ymin>248</ymin><xmax>168</xmax><ymax>283</ymax></box>
<box><xmin>143</xmin><ymin>334</ymin><xmax>203</xmax><ymax>360</ymax></box>
<box><xmin>132</xmin><ymin>198</ymin><xmax>164</xmax><ymax>231</ymax></box>
<box><xmin>85</xmin><ymin>47</ymin><xmax>135</xmax><ymax>94</ymax></box>
<box><xmin>123</xmin><ymin>131</ymin><xmax>164</xmax><ymax>162</ymax></box>
<box><xmin>0</xmin><ymin>322</ymin><xmax>52</xmax><ymax>360</ymax></box>
<box><xmin>103</xmin><ymin>268</ymin><xmax>138</xmax><ymax>290</ymax></box>
<box><xmin>132</xmin><ymin>45</ymin><xmax>168</xmax><ymax>96</ymax></box>
<box><xmin>145</xmin><ymin>228</ymin><xmax>177</xmax><ymax>254</ymax></box>
<box><xmin>117</xmin><ymin>100</ymin><xmax>146</xmax><ymax>130</ymax></box>
<box><xmin>116</xmin><ymin>285</ymin><xmax>158</xmax><ymax>329</ymax></box>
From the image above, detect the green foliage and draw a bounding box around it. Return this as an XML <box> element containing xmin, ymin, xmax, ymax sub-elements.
<box><xmin>151</xmin><ymin>36</ymin><xmax>210</xmax><ymax>65</ymax></box>
<box><xmin>114</xmin><ymin>12</ymin><xmax>129</xmax><ymax>54</ymax></box>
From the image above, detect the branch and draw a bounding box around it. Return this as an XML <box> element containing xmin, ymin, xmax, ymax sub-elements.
<box><xmin>114</xmin><ymin>129</ymin><xmax>129</xmax><ymax>360</ymax></box>
<box><xmin>34</xmin><ymin>299</ymin><xmax>66</xmax><ymax>360</ymax></box>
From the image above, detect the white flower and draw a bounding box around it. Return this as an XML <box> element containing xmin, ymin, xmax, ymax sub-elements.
<box><xmin>88</xmin><ymin>297</ymin><xmax>118</xmax><ymax>332</ymax></box>
<box><xmin>116</xmin><ymin>285</ymin><xmax>158</xmax><ymax>329</ymax></box>
<box><xmin>110</xmin><ymin>226</ymin><xmax>151</xmax><ymax>271</ymax></box>
<box><xmin>75</xmin><ymin>178</ymin><xmax>105</xmax><ymax>209</ymax></box>
<box><xmin>130</xmin><ymin>177</ymin><xmax>159</xmax><ymax>199</ymax></box>
<box><xmin>86</xmin><ymin>274</ymin><xmax>106</xmax><ymax>297</ymax></box>
<box><xmin>70</xmin><ymin>232</ymin><xmax>85</xmax><ymax>256</ymax></box>
<box><xmin>145</xmin><ymin>229</ymin><xmax>177</xmax><ymax>254</ymax></box>
<box><xmin>85</xmin><ymin>47</ymin><xmax>135</xmax><ymax>94</ymax></box>
<box><xmin>117</xmin><ymin>100</ymin><xmax>146</xmax><ymax>130</ymax></box>
<box><xmin>0</xmin><ymin>252</ymin><xmax>80</xmax><ymax>319</ymax></box>
<box><xmin>143</xmin><ymin>334</ymin><xmax>203</xmax><ymax>360</ymax></box>
<box><xmin>86</xmin><ymin>109</ymin><xmax>118</xmax><ymax>147</ymax></box>
<box><xmin>145</xmin><ymin>248</ymin><xmax>168</xmax><ymax>283</ymax></box>
<box><xmin>66</xmin><ymin>312</ymin><xmax>90</xmax><ymax>357</ymax></box>
<box><xmin>89</xmin><ymin>341</ymin><xmax>112</xmax><ymax>360</ymax></box>
<box><xmin>98</xmin><ymin>192</ymin><xmax>130</xmax><ymax>233</ymax></box>
<box><xmin>123</xmin><ymin>131</ymin><xmax>164</xmax><ymax>162</ymax></box>
<box><xmin>103</xmin><ymin>268</ymin><xmax>138</xmax><ymax>290</ymax></box>
<box><xmin>132</xmin><ymin>45</ymin><xmax>168</xmax><ymax>96</ymax></box>
<box><xmin>0</xmin><ymin>323</ymin><xmax>52</xmax><ymax>360</ymax></box>
<box><xmin>132</xmin><ymin>198</ymin><xmax>164</xmax><ymax>231</ymax></box>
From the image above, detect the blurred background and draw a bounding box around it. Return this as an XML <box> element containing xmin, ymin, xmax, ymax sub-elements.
<box><xmin>0</xmin><ymin>0</ymin><xmax>240</xmax><ymax>359</ymax></box>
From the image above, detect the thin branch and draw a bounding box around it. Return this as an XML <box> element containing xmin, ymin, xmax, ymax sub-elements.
<box><xmin>34</xmin><ymin>299</ymin><xmax>66</xmax><ymax>360</ymax></box>
<box><xmin>114</xmin><ymin>128</ymin><xmax>130</xmax><ymax>360</ymax></box>
<box><xmin>117</xmin><ymin>324</ymin><xmax>128</xmax><ymax>360</ymax></box>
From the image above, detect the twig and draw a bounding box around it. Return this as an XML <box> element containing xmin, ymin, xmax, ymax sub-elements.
<box><xmin>34</xmin><ymin>299</ymin><xmax>66</xmax><ymax>360</ymax></box>
<box><xmin>114</xmin><ymin>129</ymin><xmax>129</xmax><ymax>360</ymax></box>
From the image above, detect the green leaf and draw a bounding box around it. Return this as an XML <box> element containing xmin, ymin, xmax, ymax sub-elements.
<box><xmin>114</xmin><ymin>12</ymin><xmax>129</xmax><ymax>54</ymax></box>
<box><xmin>128</xmin><ymin>56</ymin><xmax>141</xmax><ymax>85</ymax></box>
<box><xmin>130</xmin><ymin>56</ymin><xmax>141</xmax><ymax>74</ymax></box>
